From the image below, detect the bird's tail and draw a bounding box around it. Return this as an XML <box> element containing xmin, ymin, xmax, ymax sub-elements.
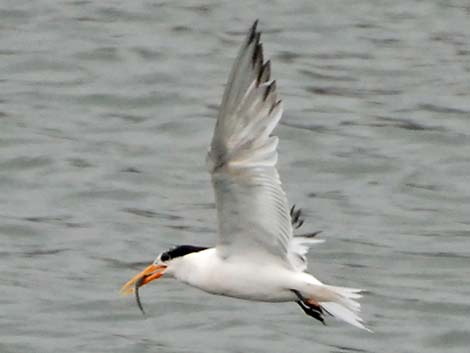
<box><xmin>305</xmin><ymin>283</ymin><xmax>371</xmax><ymax>331</ymax></box>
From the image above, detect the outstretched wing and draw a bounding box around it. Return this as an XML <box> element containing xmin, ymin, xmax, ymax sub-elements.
<box><xmin>208</xmin><ymin>21</ymin><xmax>292</xmax><ymax>264</ymax></box>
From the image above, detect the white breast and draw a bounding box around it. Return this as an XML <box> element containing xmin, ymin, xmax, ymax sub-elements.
<box><xmin>168</xmin><ymin>248</ymin><xmax>301</xmax><ymax>302</ymax></box>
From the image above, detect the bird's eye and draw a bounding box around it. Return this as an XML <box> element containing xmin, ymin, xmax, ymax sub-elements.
<box><xmin>160</xmin><ymin>253</ymin><xmax>170</xmax><ymax>262</ymax></box>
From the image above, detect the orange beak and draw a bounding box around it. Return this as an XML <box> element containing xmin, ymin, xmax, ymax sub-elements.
<box><xmin>120</xmin><ymin>264</ymin><xmax>167</xmax><ymax>296</ymax></box>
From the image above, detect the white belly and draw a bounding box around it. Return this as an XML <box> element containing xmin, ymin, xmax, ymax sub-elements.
<box><xmin>170</xmin><ymin>249</ymin><xmax>301</xmax><ymax>302</ymax></box>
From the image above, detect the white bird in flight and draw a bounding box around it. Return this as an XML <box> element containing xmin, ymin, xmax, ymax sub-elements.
<box><xmin>121</xmin><ymin>20</ymin><xmax>370</xmax><ymax>331</ymax></box>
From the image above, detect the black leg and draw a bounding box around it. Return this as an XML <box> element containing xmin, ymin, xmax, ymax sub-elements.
<box><xmin>296</xmin><ymin>301</ymin><xmax>325</xmax><ymax>325</ymax></box>
<box><xmin>291</xmin><ymin>290</ymin><xmax>325</xmax><ymax>325</ymax></box>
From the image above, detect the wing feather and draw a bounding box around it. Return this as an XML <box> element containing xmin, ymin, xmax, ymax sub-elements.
<box><xmin>208</xmin><ymin>21</ymin><xmax>292</xmax><ymax>264</ymax></box>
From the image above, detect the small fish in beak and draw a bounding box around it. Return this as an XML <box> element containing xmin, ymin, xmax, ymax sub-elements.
<box><xmin>121</xmin><ymin>264</ymin><xmax>167</xmax><ymax>314</ymax></box>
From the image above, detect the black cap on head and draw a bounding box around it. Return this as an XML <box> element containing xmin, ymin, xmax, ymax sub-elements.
<box><xmin>160</xmin><ymin>245</ymin><xmax>208</xmax><ymax>262</ymax></box>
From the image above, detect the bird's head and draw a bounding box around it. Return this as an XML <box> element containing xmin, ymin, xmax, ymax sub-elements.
<box><xmin>120</xmin><ymin>245</ymin><xmax>208</xmax><ymax>295</ymax></box>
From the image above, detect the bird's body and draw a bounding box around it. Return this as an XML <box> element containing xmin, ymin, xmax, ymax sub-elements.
<box><xmin>122</xmin><ymin>20</ymin><xmax>371</xmax><ymax>332</ymax></box>
<box><xmin>164</xmin><ymin>248</ymin><xmax>315</xmax><ymax>302</ymax></box>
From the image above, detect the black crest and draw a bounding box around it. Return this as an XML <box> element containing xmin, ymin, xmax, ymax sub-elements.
<box><xmin>161</xmin><ymin>245</ymin><xmax>208</xmax><ymax>261</ymax></box>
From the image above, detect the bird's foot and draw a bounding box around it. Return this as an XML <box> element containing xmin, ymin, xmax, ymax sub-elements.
<box><xmin>291</xmin><ymin>289</ymin><xmax>326</xmax><ymax>325</ymax></box>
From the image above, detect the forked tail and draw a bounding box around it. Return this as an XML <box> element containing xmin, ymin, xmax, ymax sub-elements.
<box><xmin>298</xmin><ymin>283</ymin><xmax>372</xmax><ymax>332</ymax></box>
<box><xmin>321</xmin><ymin>285</ymin><xmax>371</xmax><ymax>331</ymax></box>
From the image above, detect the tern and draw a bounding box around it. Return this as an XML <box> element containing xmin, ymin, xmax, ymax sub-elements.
<box><xmin>121</xmin><ymin>21</ymin><xmax>370</xmax><ymax>331</ymax></box>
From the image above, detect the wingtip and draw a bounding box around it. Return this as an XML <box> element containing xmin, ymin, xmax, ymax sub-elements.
<box><xmin>247</xmin><ymin>20</ymin><xmax>260</xmax><ymax>45</ymax></box>
<box><xmin>257</xmin><ymin>60</ymin><xmax>271</xmax><ymax>85</ymax></box>
<box><xmin>269</xmin><ymin>99</ymin><xmax>282</xmax><ymax>114</ymax></box>
<box><xmin>252</xmin><ymin>42</ymin><xmax>264</xmax><ymax>69</ymax></box>
<box><xmin>263</xmin><ymin>80</ymin><xmax>276</xmax><ymax>101</ymax></box>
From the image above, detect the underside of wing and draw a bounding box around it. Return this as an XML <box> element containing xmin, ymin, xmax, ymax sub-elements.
<box><xmin>208</xmin><ymin>21</ymin><xmax>292</xmax><ymax>264</ymax></box>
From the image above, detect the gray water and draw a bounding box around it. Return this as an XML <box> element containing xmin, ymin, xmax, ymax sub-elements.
<box><xmin>1</xmin><ymin>1</ymin><xmax>470</xmax><ymax>352</ymax></box>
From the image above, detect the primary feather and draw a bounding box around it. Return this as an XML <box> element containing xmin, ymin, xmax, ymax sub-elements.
<box><xmin>208</xmin><ymin>21</ymin><xmax>291</xmax><ymax>264</ymax></box>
